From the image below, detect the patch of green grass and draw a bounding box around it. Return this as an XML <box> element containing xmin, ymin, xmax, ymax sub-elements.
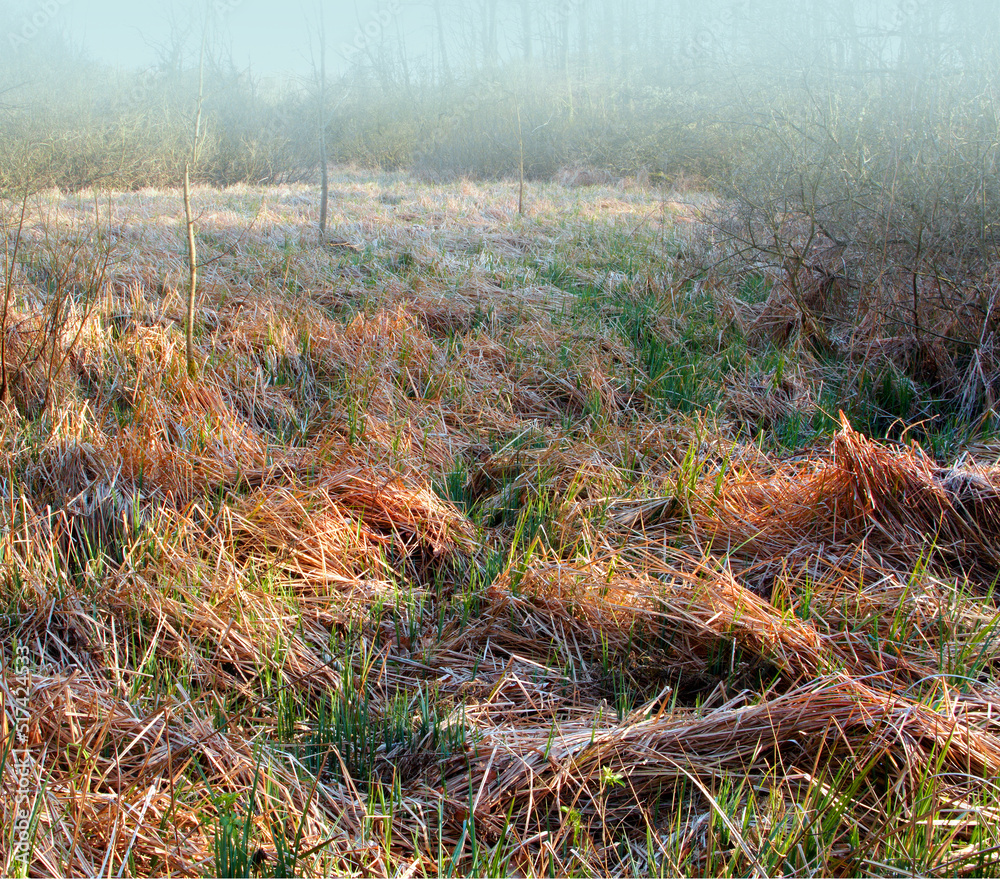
<box><xmin>276</xmin><ymin>639</ymin><xmax>467</xmax><ymax>794</ymax></box>
<box><xmin>435</xmin><ymin>461</ymin><xmax>473</xmax><ymax>511</ymax></box>
<box><xmin>737</xmin><ymin>273</ymin><xmax>772</xmax><ymax>305</ymax></box>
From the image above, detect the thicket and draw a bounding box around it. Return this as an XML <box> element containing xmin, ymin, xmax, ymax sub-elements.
<box><xmin>0</xmin><ymin>57</ymin><xmax>731</xmax><ymax>193</ymax></box>
<box><xmin>718</xmin><ymin>65</ymin><xmax>1000</xmax><ymax>424</ymax></box>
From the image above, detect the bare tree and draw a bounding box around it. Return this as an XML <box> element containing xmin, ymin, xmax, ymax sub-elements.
<box><xmin>434</xmin><ymin>0</ymin><xmax>452</xmax><ymax>82</ymax></box>
<box><xmin>482</xmin><ymin>0</ymin><xmax>499</xmax><ymax>71</ymax></box>
<box><xmin>515</xmin><ymin>99</ymin><xmax>525</xmax><ymax>216</ymax></box>
<box><xmin>576</xmin><ymin>0</ymin><xmax>589</xmax><ymax>74</ymax></box>
<box><xmin>314</xmin><ymin>3</ymin><xmax>329</xmax><ymax>245</ymax></box>
<box><xmin>559</xmin><ymin>3</ymin><xmax>573</xmax><ymax>117</ymax></box>
<box><xmin>601</xmin><ymin>0</ymin><xmax>615</xmax><ymax>77</ymax></box>
<box><xmin>0</xmin><ymin>190</ymin><xmax>28</xmax><ymax>405</ymax></box>
<box><xmin>520</xmin><ymin>0</ymin><xmax>533</xmax><ymax>63</ymax></box>
<box><xmin>184</xmin><ymin>22</ymin><xmax>207</xmax><ymax>379</ymax></box>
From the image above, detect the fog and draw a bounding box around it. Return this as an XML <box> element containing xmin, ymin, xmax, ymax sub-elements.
<box><xmin>9</xmin><ymin>1</ymin><xmax>1000</xmax><ymax>79</ymax></box>
<box><xmin>1</xmin><ymin>0</ymin><xmax>1000</xmax><ymax>194</ymax></box>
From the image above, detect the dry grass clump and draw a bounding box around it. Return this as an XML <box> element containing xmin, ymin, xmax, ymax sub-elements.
<box><xmin>681</xmin><ymin>415</ymin><xmax>1000</xmax><ymax>591</ymax></box>
<box><xmin>2</xmin><ymin>656</ymin><xmax>394</xmax><ymax>877</ymax></box>
<box><xmin>4</xmin><ymin>174</ymin><xmax>1000</xmax><ymax>877</ymax></box>
<box><xmin>719</xmin><ymin>283</ymin><xmax>810</xmax><ymax>351</ymax></box>
<box><xmin>724</xmin><ymin>370</ymin><xmax>814</xmax><ymax>435</ymax></box>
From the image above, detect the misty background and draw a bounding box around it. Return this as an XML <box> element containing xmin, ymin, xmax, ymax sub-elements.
<box><xmin>2</xmin><ymin>0</ymin><xmax>998</xmax><ymax>191</ymax></box>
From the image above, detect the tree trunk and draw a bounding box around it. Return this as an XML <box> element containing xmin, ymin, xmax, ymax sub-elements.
<box><xmin>184</xmin><ymin>163</ymin><xmax>198</xmax><ymax>379</ymax></box>
<box><xmin>520</xmin><ymin>0</ymin><xmax>533</xmax><ymax>62</ymax></box>
<box><xmin>435</xmin><ymin>0</ymin><xmax>452</xmax><ymax>82</ymax></box>
<box><xmin>483</xmin><ymin>0</ymin><xmax>499</xmax><ymax>70</ymax></box>
<box><xmin>317</xmin><ymin>4</ymin><xmax>329</xmax><ymax>244</ymax></box>
<box><xmin>185</xmin><ymin>27</ymin><xmax>206</xmax><ymax>380</ymax></box>
<box><xmin>577</xmin><ymin>0</ymin><xmax>589</xmax><ymax>74</ymax></box>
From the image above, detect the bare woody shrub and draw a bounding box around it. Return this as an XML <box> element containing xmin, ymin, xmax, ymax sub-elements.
<box><xmin>717</xmin><ymin>65</ymin><xmax>1000</xmax><ymax>416</ymax></box>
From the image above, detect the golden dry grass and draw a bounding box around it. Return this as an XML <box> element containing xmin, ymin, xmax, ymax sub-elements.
<box><xmin>2</xmin><ymin>170</ymin><xmax>1000</xmax><ymax>877</ymax></box>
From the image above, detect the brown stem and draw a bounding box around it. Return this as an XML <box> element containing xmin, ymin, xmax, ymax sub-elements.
<box><xmin>0</xmin><ymin>190</ymin><xmax>29</xmax><ymax>405</ymax></box>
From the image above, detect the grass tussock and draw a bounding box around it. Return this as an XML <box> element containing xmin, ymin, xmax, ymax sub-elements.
<box><xmin>3</xmin><ymin>172</ymin><xmax>1000</xmax><ymax>877</ymax></box>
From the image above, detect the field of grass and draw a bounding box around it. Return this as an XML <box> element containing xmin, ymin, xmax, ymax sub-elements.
<box><xmin>3</xmin><ymin>169</ymin><xmax>1000</xmax><ymax>877</ymax></box>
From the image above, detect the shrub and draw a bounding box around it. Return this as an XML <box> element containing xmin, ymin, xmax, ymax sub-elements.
<box><xmin>715</xmin><ymin>62</ymin><xmax>1000</xmax><ymax>418</ymax></box>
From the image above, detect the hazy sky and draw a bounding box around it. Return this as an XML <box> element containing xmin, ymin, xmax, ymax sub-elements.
<box><xmin>12</xmin><ymin>1</ymin><xmax>990</xmax><ymax>82</ymax></box>
<box><xmin>39</xmin><ymin>1</ymin><xmax>403</xmax><ymax>75</ymax></box>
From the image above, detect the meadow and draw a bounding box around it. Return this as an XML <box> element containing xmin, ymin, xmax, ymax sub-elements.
<box><xmin>3</xmin><ymin>168</ymin><xmax>1000</xmax><ymax>877</ymax></box>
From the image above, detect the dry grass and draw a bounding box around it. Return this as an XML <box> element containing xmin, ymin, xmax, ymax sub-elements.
<box><xmin>2</xmin><ymin>170</ymin><xmax>1000</xmax><ymax>877</ymax></box>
